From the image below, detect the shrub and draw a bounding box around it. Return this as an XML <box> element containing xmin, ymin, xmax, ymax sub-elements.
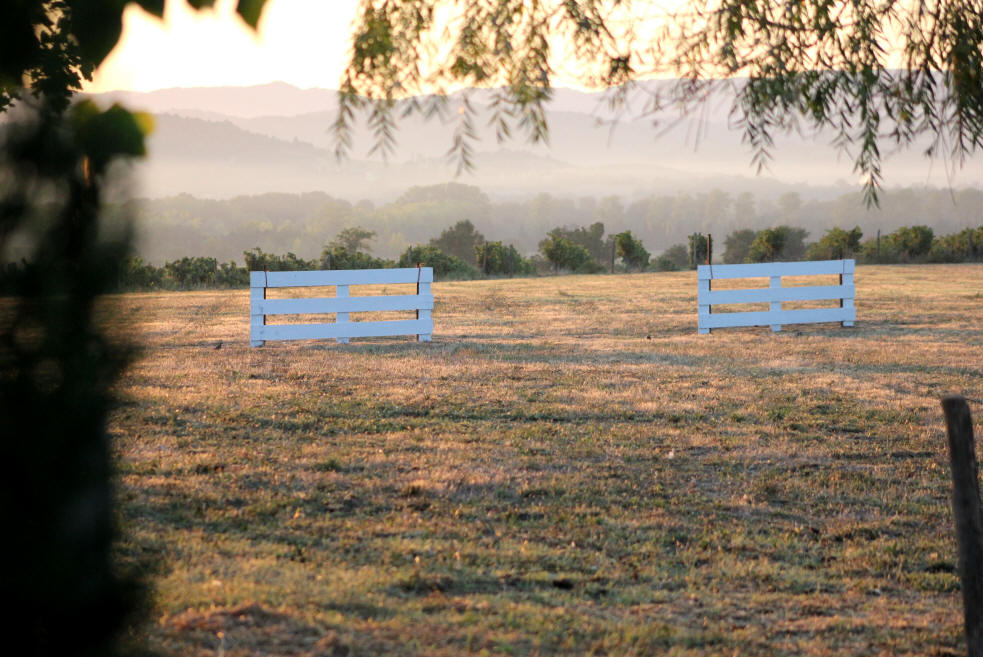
<box><xmin>327</xmin><ymin>227</ymin><xmax>377</xmax><ymax>253</ymax></box>
<box><xmin>539</xmin><ymin>234</ymin><xmax>603</xmax><ymax>274</ymax></box>
<box><xmin>928</xmin><ymin>226</ymin><xmax>983</xmax><ymax>263</ymax></box>
<box><xmin>805</xmin><ymin>227</ymin><xmax>863</xmax><ymax>260</ymax></box>
<box><xmin>613</xmin><ymin>230</ymin><xmax>650</xmax><ymax>271</ymax></box>
<box><xmin>115</xmin><ymin>257</ymin><xmax>164</xmax><ymax>291</ymax></box>
<box><xmin>654</xmin><ymin>244</ymin><xmax>689</xmax><ymax>271</ymax></box>
<box><xmin>243</xmin><ymin>247</ymin><xmax>317</xmax><ymax>272</ymax></box>
<box><xmin>544</xmin><ymin>223</ymin><xmax>608</xmax><ymax>263</ymax></box>
<box><xmin>216</xmin><ymin>261</ymin><xmax>249</xmax><ymax>287</ymax></box>
<box><xmin>164</xmin><ymin>256</ymin><xmax>218</xmax><ymax>289</ymax></box>
<box><xmin>398</xmin><ymin>244</ymin><xmax>479</xmax><ymax>279</ymax></box>
<box><xmin>688</xmin><ymin>233</ymin><xmax>709</xmax><ymax>268</ymax></box>
<box><xmin>474</xmin><ymin>241</ymin><xmax>535</xmax><ymax>276</ymax></box>
<box><xmin>430</xmin><ymin>219</ymin><xmax>485</xmax><ymax>266</ymax></box>
<box><xmin>320</xmin><ymin>246</ymin><xmax>393</xmax><ymax>270</ymax></box>
<box><xmin>723</xmin><ymin>229</ymin><xmax>757</xmax><ymax>264</ymax></box>
<box><xmin>747</xmin><ymin>226</ymin><xmax>808</xmax><ymax>262</ymax></box>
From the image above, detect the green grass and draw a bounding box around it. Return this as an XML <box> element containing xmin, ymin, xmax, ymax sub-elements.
<box><xmin>108</xmin><ymin>264</ymin><xmax>982</xmax><ymax>656</ymax></box>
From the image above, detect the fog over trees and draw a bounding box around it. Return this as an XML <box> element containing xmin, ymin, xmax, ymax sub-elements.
<box><xmin>77</xmin><ymin>80</ymin><xmax>983</xmax><ymax>201</ymax></box>
<box><xmin>123</xmin><ymin>183</ymin><xmax>983</xmax><ymax>266</ymax></box>
<box><xmin>70</xmin><ymin>81</ymin><xmax>983</xmax><ymax>266</ymax></box>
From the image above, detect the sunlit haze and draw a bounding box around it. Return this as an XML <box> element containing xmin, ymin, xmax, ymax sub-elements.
<box><xmin>84</xmin><ymin>0</ymin><xmax>360</xmax><ymax>92</ymax></box>
<box><xmin>85</xmin><ymin>0</ymin><xmax>687</xmax><ymax>93</ymax></box>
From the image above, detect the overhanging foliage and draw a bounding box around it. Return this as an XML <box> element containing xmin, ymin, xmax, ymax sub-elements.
<box><xmin>339</xmin><ymin>0</ymin><xmax>983</xmax><ymax>205</ymax></box>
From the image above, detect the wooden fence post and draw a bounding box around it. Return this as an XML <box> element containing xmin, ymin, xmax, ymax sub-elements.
<box><xmin>942</xmin><ymin>395</ymin><xmax>983</xmax><ymax>657</ymax></box>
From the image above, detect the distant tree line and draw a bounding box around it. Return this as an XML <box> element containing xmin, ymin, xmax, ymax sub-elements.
<box><xmin>7</xmin><ymin>217</ymin><xmax>977</xmax><ymax>294</ymax></box>
<box><xmin>112</xmin><ymin>183</ymin><xmax>983</xmax><ymax>267</ymax></box>
<box><xmin>714</xmin><ymin>224</ymin><xmax>983</xmax><ymax>265</ymax></box>
<box><xmin>31</xmin><ymin>219</ymin><xmax>972</xmax><ymax>294</ymax></box>
<box><xmin>70</xmin><ymin>219</ymin><xmax>652</xmax><ymax>291</ymax></box>
<box><xmin>87</xmin><ymin>221</ymin><xmax>537</xmax><ymax>291</ymax></box>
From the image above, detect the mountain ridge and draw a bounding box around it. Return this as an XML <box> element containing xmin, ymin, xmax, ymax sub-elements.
<box><xmin>84</xmin><ymin>81</ymin><xmax>983</xmax><ymax>200</ymax></box>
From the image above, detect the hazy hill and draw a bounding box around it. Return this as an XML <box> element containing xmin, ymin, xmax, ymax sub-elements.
<box><xmin>86</xmin><ymin>81</ymin><xmax>340</xmax><ymax>118</ymax></box>
<box><xmin>86</xmin><ymin>81</ymin><xmax>983</xmax><ymax>201</ymax></box>
<box><xmin>133</xmin><ymin>112</ymin><xmax>813</xmax><ymax>201</ymax></box>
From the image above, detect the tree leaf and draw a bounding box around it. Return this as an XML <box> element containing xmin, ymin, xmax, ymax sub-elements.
<box><xmin>236</xmin><ymin>0</ymin><xmax>268</xmax><ymax>29</ymax></box>
<box><xmin>72</xmin><ymin>102</ymin><xmax>149</xmax><ymax>172</ymax></box>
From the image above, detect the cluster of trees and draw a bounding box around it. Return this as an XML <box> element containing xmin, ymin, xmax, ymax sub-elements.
<box><xmin>105</xmin><ymin>220</ymin><xmax>653</xmax><ymax>291</ymax></box>
<box><xmin>110</xmin><ymin>221</ymin><xmax>536</xmax><ymax>290</ymax></box>
<box><xmin>422</xmin><ymin>219</ymin><xmax>537</xmax><ymax>276</ymax></box>
<box><xmin>536</xmin><ymin>223</ymin><xmax>650</xmax><ymax>273</ymax></box>
<box><xmin>719</xmin><ymin>226</ymin><xmax>809</xmax><ymax>264</ymax></box>
<box><xmin>112</xmin><ymin>256</ymin><xmax>249</xmax><ymax>291</ymax></box>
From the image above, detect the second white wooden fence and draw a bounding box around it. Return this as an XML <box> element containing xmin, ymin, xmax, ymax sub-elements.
<box><xmin>697</xmin><ymin>259</ymin><xmax>855</xmax><ymax>333</ymax></box>
<box><xmin>250</xmin><ymin>267</ymin><xmax>433</xmax><ymax>346</ymax></box>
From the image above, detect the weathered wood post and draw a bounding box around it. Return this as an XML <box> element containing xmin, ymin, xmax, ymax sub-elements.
<box><xmin>942</xmin><ymin>395</ymin><xmax>983</xmax><ymax>657</ymax></box>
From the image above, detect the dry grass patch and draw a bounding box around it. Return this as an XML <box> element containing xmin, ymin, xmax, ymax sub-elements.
<box><xmin>109</xmin><ymin>265</ymin><xmax>982</xmax><ymax>656</ymax></box>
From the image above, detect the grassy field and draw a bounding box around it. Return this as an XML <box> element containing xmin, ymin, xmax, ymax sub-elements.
<box><xmin>109</xmin><ymin>264</ymin><xmax>983</xmax><ymax>656</ymax></box>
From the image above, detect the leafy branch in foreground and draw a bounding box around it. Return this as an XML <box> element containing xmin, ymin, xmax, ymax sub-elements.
<box><xmin>0</xmin><ymin>98</ymin><xmax>148</xmax><ymax>657</ymax></box>
<box><xmin>338</xmin><ymin>0</ymin><xmax>983</xmax><ymax>205</ymax></box>
<box><xmin>1</xmin><ymin>3</ymin><xmax>270</xmax><ymax>655</ymax></box>
<box><xmin>1</xmin><ymin>1</ymin><xmax>267</xmax><ymax>113</ymax></box>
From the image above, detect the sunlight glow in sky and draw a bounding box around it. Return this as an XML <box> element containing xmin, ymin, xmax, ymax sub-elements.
<box><xmin>85</xmin><ymin>0</ymin><xmax>360</xmax><ymax>92</ymax></box>
<box><xmin>85</xmin><ymin>0</ymin><xmax>905</xmax><ymax>94</ymax></box>
<box><xmin>85</xmin><ymin>0</ymin><xmax>683</xmax><ymax>93</ymax></box>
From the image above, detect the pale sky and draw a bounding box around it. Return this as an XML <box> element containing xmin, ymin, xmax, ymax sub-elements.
<box><xmin>85</xmin><ymin>0</ymin><xmax>906</xmax><ymax>94</ymax></box>
<box><xmin>84</xmin><ymin>0</ymin><xmax>684</xmax><ymax>93</ymax></box>
<box><xmin>85</xmin><ymin>0</ymin><xmax>360</xmax><ymax>92</ymax></box>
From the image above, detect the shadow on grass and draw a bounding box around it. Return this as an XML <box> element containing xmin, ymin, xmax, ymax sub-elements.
<box><xmin>162</xmin><ymin>602</ymin><xmax>358</xmax><ymax>656</ymax></box>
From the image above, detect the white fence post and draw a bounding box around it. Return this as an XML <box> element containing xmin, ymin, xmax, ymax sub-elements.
<box><xmin>417</xmin><ymin>279</ymin><xmax>432</xmax><ymax>342</ymax></box>
<box><xmin>250</xmin><ymin>271</ymin><xmax>266</xmax><ymax>347</ymax></box>
<box><xmin>769</xmin><ymin>275</ymin><xmax>782</xmax><ymax>332</ymax></box>
<box><xmin>840</xmin><ymin>260</ymin><xmax>855</xmax><ymax>327</ymax></box>
<box><xmin>249</xmin><ymin>268</ymin><xmax>434</xmax><ymax>346</ymax></box>
<box><xmin>697</xmin><ymin>276</ymin><xmax>711</xmax><ymax>335</ymax></box>
<box><xmin>697</xmin><ymin>259</ymin><xmax>856</xmax><ymax>333</ymax></box>
<box><xmin>335</xmin><ymin>284</ymin><xmax>350</xmax><ymax>344</ymax></box>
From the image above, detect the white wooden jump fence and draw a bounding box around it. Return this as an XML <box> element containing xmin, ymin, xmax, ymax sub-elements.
<box><xmin>697</xmin><ymin>259</ymin><xmax>855</xmax><ymax>334</ymax></box>
<box><xmin>250</xmin><ymin>267</ymin><xmax>433</xmax><ymax>347</ymax></box>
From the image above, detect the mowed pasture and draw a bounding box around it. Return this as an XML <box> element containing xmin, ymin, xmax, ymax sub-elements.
<box><xmin>108</xmin><ymin>264</ymin><xmax>983</xmax><ymax>656</ymax></box>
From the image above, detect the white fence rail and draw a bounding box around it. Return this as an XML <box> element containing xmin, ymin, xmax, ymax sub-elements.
<box><xmin>250</xmin><ymin>268</ymin><xmax>433</xmax><ymax>346</ymax></box>
<box><xmin>697</xmin><ymin>259</ymin><xmax>855</xmax><ymax>333</ymax></box>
